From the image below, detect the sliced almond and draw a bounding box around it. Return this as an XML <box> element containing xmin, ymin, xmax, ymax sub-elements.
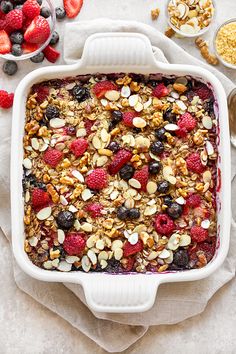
<box><xmin>81</xmin><ymin>188</ymin><xmax>93</xmax><ymax>201</ymax></box>
<box><xmin>28</xmin><ymin>236</ymin><xmax>38</xmax><ymax>247</ymax></box>
<box><xmin>175</xmin><ymin>196</ymin><xmax>186</xmax><ymax>205</ymax></box>
<box><xmin>76</xmin><ymin>128</ymin><xmax>87</xmax><ymax>137</ymax></box>
<box><xmin>100</xmin><ymin>128</ymin><xmax>109</xmax><ymax>142</ymax></box>
<box><xmin>71</xmin><ymin>170</ymin><xmax>84</xmax><ymax>183</ymax></box>
<box><xmin>206</xmin><ymin>141</ymin><xmax>214</xmax><ymax>155</ymax></box>
<box><xmin>31</xmin><ymin>138</ymin><xmax>39</xmax><ymax>150</ymax></box>
<box><xmin>129</xmin><ymin>94</ymin><xmax>139</xmax><ymax>107</ymax></box>
<box><xmin>96</xmin><ymin>239</ymin><xmax>105</xmax><ymax>250</ymax></box>
<box><xmin>81</xmin><ymin>255</ymin><xmax>91</xmax><ymax>272</ymax></box>
<box><xmin>203</xmin><ymin>170</ymin><xmax>212</xmax><ymax>183</ymax></box>
<box><xmin>201</xmin><ymin>219</ymin><xmax>210</xmax><ymax>229</ymax></box>
<box><xmin>158</xmin><ymin>249</ymin><xmax>170</xmax><ymax>259</ymax></box>
<box><xmin>57</xmin><ymin>229</ymin><xmax>65</xmax><ymax>244</ymax></box>
<box><xmin>57</xmin><ymin>261</ymin><xmax>72</xmax><ymax>272</ymax></box>
<box><xmin>133</xmin><ymin>117</ymin><xmax>146</xmax><ymax>128</ymax></box>
<box><xmin>114</xmin><ymin>248</ymin><xmax>123</xmax><ymax>260</ymax></box>
<box><xmin>97</xmin><ymin>155</ymin><xmax>108</xmax><ymax>167</ymax></box>
<box><xmin>65</xmin><ymin>256</ymin><xmax>80</xmax><ymax>264</ymax></box>
<box><xmin>176</xmin><ymin>100</ymin><xmax>187</xmax><ymax>111</ymax></box>
<box><xmin>147</xmin><ymin>181</ymin><xmax>157</xmax><ymax>194</ymax></box>
<box><xmin>92</xmin><ymin>135</ymin><xmax>102</xmax><ymax>149</ymax></box>
<box><xmin>36</xmin><ymin>207</ymin><xmax>52</xmax><ymax>220</ymax></box>
<box><xmin>121</xmin><ymin>85</ymin><xmax>131</xmax><ymax>98</ymax></box>
<box><xmin>105</xmin><ymin>90</ymin><xmax>120</xmax><ymax>101</ymax></box>
<box><xmin>81</xmin><ymin>222</ymin><xmax>93</xmax><ymax>232</ymax></box>
<box><xmin>144</xmin><ymin>205</ymin><xmax>157</xmax><ymax>216</ymax></box>
<box><xmin>60</xmin><ymin>195</ymin><xmax>68</xmax><ymax>205</ymax></box>
<box><xmin>50</xmin><ymin>118</ymin><xmax>65</xmax><ymax>129</ymax></box>
<box><xmin>98</xmin><ymin>251</ymin><xmax>108</xmax><ymax>261</ymax></box>
<box><xmin>68</xmin><ymin>205</ymin><xmax>78</xmax><ymax>213</ymax></box>
<box><xmin>23</xmin><ymin>158</ymin><xmax>32</xmax><ymax>169</ymax></box>
<box><xmin>128</xmin><ymin>178</ymin><xmax>141</xmax><ymax>189</ymax></box>
<box><xmin>179</xmin><ymin>234</ymin><xmax>191</xmax><ymax>246</ymax></box>
<box><xmin>87</xmin><ymin>250</ymin><xmax>97</xmax><ymax>265</ymax></box>
<box><xmin>168</xmin><ymin>233</ymin><xmax>181</xmax><ymax>251</ymax></box>
<box><xmin>128</xmin><ymin>233</ymin><xmax>139</xmax><ymax>245</ymax></box>
<box><xmin>143</xmin><ymin>98</ymin><xmax>152</xmax><ymax>109</ymax></box>
<box><xmin>147</xmin><ymin>251</ymin><xmax>158</xmax><ymax>261</ymax></box>
<box><xmin>164</xmin><ymin>123</ymin><xmax>179</xmax><ymax>131</ymax></box>
<box><xmin>202</xmin><ymin>116</ymin><xmax>213</xmax><ymax>129</ymax></box>
<box><xmin>134</xmin><ymin>102</ymin><xmax>144</xmax><ymax>112</ymax></box>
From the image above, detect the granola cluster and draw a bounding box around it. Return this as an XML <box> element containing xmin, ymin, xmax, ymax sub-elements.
<box><xmin>23</xmin><ymin>73</ymin><xmax>218</xmax><ymax>273</ymax></box>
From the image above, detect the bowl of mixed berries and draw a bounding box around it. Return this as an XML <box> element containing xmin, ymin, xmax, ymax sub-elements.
<box><xmin>0</xmin><ymin>0</ymin><xmax>56</xmax><ymax>61</ymax></box>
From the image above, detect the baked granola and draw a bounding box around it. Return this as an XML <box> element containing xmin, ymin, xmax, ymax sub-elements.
<box><xmin>23</xmin><ymin>73</ymin><xmax>218</xmax><ymax>273</ymax></box>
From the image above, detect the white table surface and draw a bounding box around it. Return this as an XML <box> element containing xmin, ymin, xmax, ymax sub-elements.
<box><xmin>1</xmin><ymin>1</ymin><xmax>236</xmax><ymax>353</ymax></box>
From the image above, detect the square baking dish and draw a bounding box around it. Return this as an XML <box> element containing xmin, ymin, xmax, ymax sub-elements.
<box><xmin>11</xmin><ymin>33</ymin><xmax>231</xmax><ymax>313</ymax></box>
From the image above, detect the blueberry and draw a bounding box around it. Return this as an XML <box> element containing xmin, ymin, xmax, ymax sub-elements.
<box><xmin>0</xmin><ymin>1</ymin><xmax>13</xmax><ymax>13</ymax></box>
<box><xmin>119</xmin><ymin>164</ymin><xmax>134</xmax><ymax>180</ymax></box>
<box><xmin>107</xmin><ymin>141</ymin><xmax>120</xmax><ymax>153</ymax></box>
<box><xmin>105</xmin><ymin>259</ymin><xmax>121</xmax><ymax>273</ymax></box>
<box><xmin>148</xmin><ymin>161</ymin><xmax>162</xmax><ymax>174</ymax></box>
<box><xmin>157</xmin><ymin>180</ymin><xmax>170</xmax><ymax>193</ymax></box>
<box><xmin>173</xmin><ymin>249</ymin><xmax>189</xmax><ymax>268</ymax></box>
<box><xmin>55</xmin><ymin>6</ymin><xmax>66</xmax><ymax>19</ymax></box>
<box><xmin>155</xmin><ymin>127</ymin><xmax>166</xmax><ymax>141</ymax></box>
<box><xmin>40</xmin><ymin>7</ymin><xmax>51</xmax><ymax>18</ymax></box>
<box><xmin>11</xmin><ymin>44</ymin><xmax>22</xmax><ymax>56</ymax></box>
<box><xmin>128</xmin><ymin>208</ymin><xmax>140</xmax><ymax>219</ymax></box>
<box><xmin>150</xmin><ymin>141</ymin><xmax>164</xmax><ymax>155</ymax></box>
<box><xmin>117</xmin><ymin>206</ymin><xmax>129</xmax><ymax>220</ymax></box>
<box><xmin>10</xmin><ymin>31</ymin><xmax>24</xmax><ymax>44</ymax></box>
<box><xmin>2</xmin><ymin>60</ymin><xmax>18</xmax><ymax>76</ymax></box>
<box><xmin>56</xmin><ymin>211</ymin><xmax>75</xmax><ymax>230</ymax></box>
<box><xmin>132</xmin><ymin>127</ymin><xmax>142</xmax><ymax>134</ymax></box>
<box><xmin>45</xmin><ymin>105</ymin><xmax>60</xmax><ymax>119</ymax></box>
<box><xmin>13</xmin><ymin>0</ymin><xmax>26</xmax><ymax>4</ymax></box>
<box><xmin>111</xmin><ymin>110</ymin><xmax>123</xmax><ymax>124</ymax></box>
<box><xmin>37</xmin><ymin>0</ymin><xmax>42</xmax><ymax>4</ymax></box>
<box><xmin>30</xmin><ymin>52</ymin><xmax>44</xmax><ymax>63</ymax></box>
<box><xmin>163</xmin><ymin>195</ymin><xmax>172</xmax><ymax>206</ymax></box>
<box><xmin>50</xmin><ymin>31</ymin><xmax>59</xmax><ymax>46</ymax></box>
<box><xmin>167</xmin><ymin>202</ymin><xmax>183</xmax><ymax>219</ymax></box>
<box><xmin>108</xmin><ymin>122</ymin><xmax>116</xmax><ymax>132</ymax></box>
<box><xmin>163</xmin><ymin>108</ymin><xmax>177</xmax><ymax>123</ymax></box>
<box><xmin>72</xmin><ymin>85</ymin><xmax>90</xmax><ymax>102</ymax></box>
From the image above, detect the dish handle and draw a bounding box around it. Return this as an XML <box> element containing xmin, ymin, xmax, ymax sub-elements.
<box><xmin>82</xmin><ymin>275</ymin><xmax>160</xmax><ymax>313</ymax></box>
<box><xmin>80</xmin><ymin>32</ymin><xmax>157</xmax><ymax>70</ymax></box>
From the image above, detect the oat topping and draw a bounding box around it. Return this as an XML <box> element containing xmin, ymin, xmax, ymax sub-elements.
<box><xmin>23</xmin><ymin>73</ymin><xmax>218</xmax><ymax>273</ymax></box>
<box><xmin>151</xmin><ymin>8</ymin><xmax>160</xmax><ymax>21</ymax></box>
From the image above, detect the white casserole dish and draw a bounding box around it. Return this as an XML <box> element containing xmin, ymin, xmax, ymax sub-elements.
<box><xmin>11</xmin><ymin>33</ymin><xmax>231</xmax><ymax>313</ymax></box>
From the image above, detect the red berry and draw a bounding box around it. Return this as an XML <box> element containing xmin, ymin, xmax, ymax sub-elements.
<box><xmin>186</xmin><ymin>153</ymin><xmax>204</xmax><ymax>174</ymax></box>
<box><xmin>0</xmin><ymin>90</ymin><xmax>14</xmax><ymax>109</ymax></box>
<box><xmin>193</xmin><ymin>206</ymin><xmax>208</xmax><ymax>219</ymax></box>
<box><xmin>123</xmin><ymin>239</ymin><xmax>143</xmax><ymax>257</ymax></box>
<box><xmin>63</xmin><ymin>0</ymin><xmax>83</xmax><ymax>18</ymax></box>
<box><xmin>186</xmin><ymin>194</ymin><xmax>201</xmax><ymax>208</ymax></box>
<box><xmin>43</xmin><ymin>148</ymin><xmax>63</xmax><ymax>168</ymax></box>
<box><xmin>85</xmin><ymin>203</ymin><xmax>103</xmax><ymax>218</ymax></box>
<box><xmin>194</xmin><ymin>84</ymin><xmax>212</xmax><ymax>100</ymax></box>
<box><xmin>0</xmin><ymin>30</ymin><xmax>11</xmax><ymax>54</ymax></box>
<box><xmin>22</xmin><ymin>0</ymin><xmax>40</xmax><ymax>20</ymax></box>
<box><xmin>22</xmin><ymin>42</ymin><xmax>39</xmax><ymax>53</ymax></box>
<box><xmin>33</xmin><ymin>85</ymin><xmax>49</xmax><ymax>103</ymax></box>
<box><xmin>178</xmin><ymin>112</ymin><xmax>196</xmax><ymax>132</ymax></box>
<box><xmin>108</xmin><ymin>149</ymin><xmax>132</xmax><ymax>175</ymax></box>
<box><xmin>133</xmin><ymin>165</ymin><xmax>149</xmax><ymax>191</ymax></box>
<box><xmin>84</xmin><ymin>119</ymin><xmax>94</xmax><ymax>135</ymax></box>
<box><xmin>24</xmin><ymin>15</ymin><xmax>50</xmax><ymax>44</ymax></box>
<box><xmin>190</xmin><ymin>226</ymin><xmax>208</xmax><ymax>243</ymax></box>
<box><xmin>86</xmin><ymin>168</ymin><xmax>108</xmax><ymax>190</ymax></box>
<box><xmin>152</xmin><ymin>83</ymin><xmax>169</xmax><ymax>98</ymax></box>
<box><xmin>63</xmin><ymin>232</ymin><xmax>86</xmax><ymax>255</ymax></box>
<box><xmin>32</xmin><ymin>188</ymin><xmax>50</xmax><ymax>210</ymax></box>
<box><xmin>155</xmin><ymin>213</ymin><xmax>175</xmax><ymax>235</ymax></box>
<box><xmin>0</xmin><ymin>10</ymin><xmax>5</xmax><ymax>20</ymax></box>
<box><xmin>70</xmin><ymin>138</ymin><xmax>88</xmax><ymax>157</ymax></box>
<box><xmin>6</xmin><ymin>9</ymin><xmax>23</xmax><ymax>30</ymax></box>
<box><xmin>93</xmin><ymin>80</ymin><xmax>118</xmax><ymax>99</ymax></box>
<box><xmin>122</xmin><ymin>111</ymin><xmax>137</xmax><ymax>127</ymax></box>
<box><xmin>0</xmin><ymin>19</ymin><xmax>6</xmax><ymax>30</ymax></box>
<box><xmin>122</xmin><ymin>257</ymin><xmax>135</xmax><ymax>272</ymax></box>
<box><xmin>43</xmin><ymin>45</ymin><xmax>60</xmax><ymax>63</ymax></box>
<box><xmin>22</xmin><ymin>17</ymin><xmax>32</xmax><ymax>32</ymax></box>
<box><xmin>196</xmin><ymin>241</ymin><xmax>215</xmax><ymax>261</ymax></box>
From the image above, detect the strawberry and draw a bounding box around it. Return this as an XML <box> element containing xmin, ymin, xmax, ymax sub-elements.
<box><xmin>32</xmin><ymin>188</ymin><xmax>50</xmax><ymax>210</ymax></box>
<box><xmin>108</xmin><ymin>149</ymin><xmax>132</xmax><ymax>175</ymax></box>
<box><xmin>5</xmin><ymin>9</ymin><xmax>23</xmax><ymax>30</ymax></box>
<box><xmin>0</xmin><ymin>90</ymin><xmax>14</xmax><ymax>109</ymax></box>
<box><xmin>152</xmin><ymin>83</ymin><xmax>169</xmax><ymax>98</ymax></box>
<box><xmin>43</xmin><ymin>45</ymin><xmax>60</xmax><ymax>63</ymax></box>
<box><xmin>24</xmin><ymin>15</ymin><xmax>50</xmax><ymax>44</ymax></box>
<box><xmin>22</xmin><ymin>0</ymin><xmax>40</xmax><ymax>20</ymax></box>
<box><xmin>70</xmin><ymin>138</ymin><xmax>88</xmax><ymax>157</ymax></box>
<box><xmin>22</xmin><ymin>17</ymin><xmax>32</xmax><ymax>32</ymax></box>
<box><xmin>63</xmin><ymin>232</ymin><xmax>86</xmax><ymax>255</ymax></box>
<box><xmin>190</xmin><ymin>226</ymin><xmax>208</xmax><ymax>243</ymax></box>
<box><xmin>33</xmin><ymin>85</ymin><xmax>49</xmax><ymax>103</ymax></box>
<box><xmin>86</xmin><ymin>168</ymin><xmax>108</xmax><ymax>190</ymax></box>
<box><xmin>122</xmin><ymin>111</ymin><xmax>137</xmax><ymax>127</ymax></box>
<box><xmin>63</xmin><ymin>0</ymin><xmax>83</xmax><ymax>19</ymax></box>
<box><xmin>0</xmin><ymin>30</ymin><xmax>11</xmax><ymax>54</ymax></box>
<box><xmin>43</xmin><ymin>148</ymin><xmax>63</xmax><ymax>168</ymax></box>
<box><xmin>93</xmin><ymin>80</ymin><xmax>118</xmax><ymax>99</ymax></box>
<box><xmin>22</xmin><ymin>42</ymin><xmax>39</xmax><ymax>53</ymax></box>
<box><xmin>85</xmin><ymin>203</ymin><xmax>103</xmax><ymax>218</ymax></box>
<box><xmin>186</xmin><ymin>153</ymin><xmax>204</xmax><ymax>174</ymax></box>
<box><xmin>132</xmin><ymin>165</ymin><xmax>149</xmax><ymax>191</ymax></box>
<box><xmin>123</xmin><ymin>240</ymin><xmax>143</xmax><ymax>257</ymax></box>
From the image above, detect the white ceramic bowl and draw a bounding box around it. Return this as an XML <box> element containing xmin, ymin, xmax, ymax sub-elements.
<box><xmin>11</xmin><ymin>33</ymin><xmax>231</xmax><ymax>313</ymax></box>
<box><xmin>214</xmin><ymin>18</ymin><xmax>236</xmax><ymax>70</ymax></box>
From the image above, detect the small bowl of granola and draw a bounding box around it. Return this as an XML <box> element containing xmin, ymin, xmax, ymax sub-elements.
<box><xmin>214</xmin><ymin>19</ymin><xmax>236</xmax><ymax>69</ymax></box>
<box><xmin>166</xmin><ymin>0</ymin><xmax>215</xmax><ymax>38</ymax></box>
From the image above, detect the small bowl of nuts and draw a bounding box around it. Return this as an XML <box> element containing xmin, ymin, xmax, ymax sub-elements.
<box><xmin>166</xmin><ymin>0</ymin><xmax>215</xmax><ymax>38</ymax></box>
<box><xmin>214</xmin><ymin>18</ymin><xmax>236</xmax><ymax>69</ymax></box>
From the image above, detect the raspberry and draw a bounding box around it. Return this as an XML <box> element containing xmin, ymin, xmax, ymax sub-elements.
<box><xmin>93</xmin><ymin>80</ymin><xmax>118</xmax><ymax>99</ymax></box>
<box><xmin>186</xmin><ymin>194</ymin><xmax>201</xmax><ymax>208</ymax></box>
<box><xmin>194</xmin><ymin>84</ymin><xmax>213</xmax><ymax>101</ymax></box>
<box><xmin>85</xmin><ymin>203</ymin><xmax>103</xmax><ymax>218</ymax></box>
<box><xmin>32</xmin><ymin>188</ymin><xmax>50</xmax><ymax>210</ymax></box>
<box><xmin>152</xmin><ymin>83</ymin><xmax>169</xmax><ymax>98</ymax></box>
<box><xmin>43</xmin><ymin>148</ymin><xmax>63</xmax><ymax>168</ymax></box>
<box><xmin>197</xmin><ymin>241</ymin><xmax>215</xmax><ymax>261</ymax></box>
<box><xmin>108</xmin><ymin>149</ymin><xmax>132</xmax><ymax>175</ymax></box>
<box><xmin>155</xmin><ymin>213</ymin><xmax>175</xmax><ymax>235</ymax></box>
<box><xmin>190</xmin><ymin>226</ymin><xmax>208</xmax><ymax>243</ymax></box>
<box><xmin>123</xmin><ymin>239</ymin><xmax>143</xmax><ymax>257</ymax></box>
<box><xmin>186</xmin><ymin>153</ymin><xmax>204</xmax><ymax>174</ymax></box>
<box><xmin>132</xmin><ymin>165</ymin><xmax>149</xmax><ymax>191</ymax></box>
<box><xmin>0</xmin><ymin>90</ymin><xmax>14</xmax><ymax>109</ymax></box>
<box><xmin>33</xmin><ymin>85</ymin><xmax>49</xmax><ymax>103</ymax></box>
<box><xmin>70</xmin><ymin>138</ymin><xmax>88</xmax><ymax>157</ymax></box>
<box><xmin>6</xmin><ymin>9</ymin><xmax>23</xmax><ymax>30</ymax></box>
<box><xmin>177</xmin><ymin>113</ymin><xmax>196</xmax><ymax>132</ymax></box>
<box><xmin>122</xmin><ymin>111</ymin><xmax>136</xmax><ymax>127</ymax></box>
<box><xmin>121</xmin><ymin>257</ymin><xmax>135</xmax><ymax>272</ymax></box>
<box><xmin>63</xmin><ymin>232</ymin><xmax>86</xmax><ymax>255</ymax></box>
<box><xmin>86</xmin><ymin>168</ymin><xmax>108</xmax><ymax>190</ymax></box>
<box><xmin>84</xmin><ymin>119</ymin><xmax>94</xmax><ymax>135</ymax></box>
<box><xmin>22</xmin><ymin>0</ymin><xmax>40</xmax><ymax>20</ymax></box>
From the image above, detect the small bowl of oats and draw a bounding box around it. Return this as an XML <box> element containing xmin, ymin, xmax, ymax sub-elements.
<box><xmin>166</xmin><ymin>0</ymin><xmax>215</xmax><ymax>38</ymax></box>
<box><xmin>214</xmin><ymin>19</ymin><xmax>236</xmax><ymax>69</ymax></box>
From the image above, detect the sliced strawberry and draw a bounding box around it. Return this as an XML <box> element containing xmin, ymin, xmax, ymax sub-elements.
<box><xmin>24</xmin><ymin>15</ymin><xmax>50</xmax><ymax>44</ymax></box>
<box><xmin>0</xmin><ymin>30</ymin><xmax>11</xmax><ymax>54</ymax></box>
<box><xmin>22</xmin><ymin>42</ymin><xmax>39</xmax><ymax>53</ymax></box>
<box><xmin>63</xmin><ymin>0</ymin><xmax>83</xmax><ymax>19</ymax></box>
<box><xmin>123</xmin><ymin>240</ymin><xmax>143</xmax><ymax>257</ymax></box>
<box><xmin>43</xmin><ymin>45</ymin><xmax>60</xmax><ymax>63</ymax></box>
<box><xmin>93</xmin><ymin>80</ymin><xmax>118</xmax><ymax>99</ymax></box>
